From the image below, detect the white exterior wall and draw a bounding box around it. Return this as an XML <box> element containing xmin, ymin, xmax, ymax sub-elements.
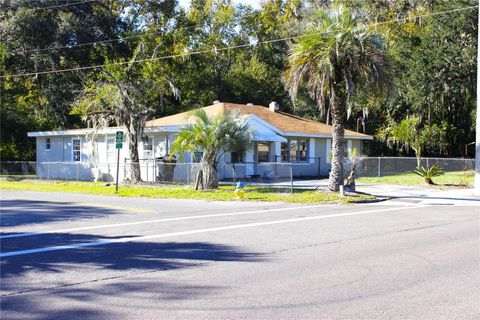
<box><xmin>32</xmin><ymin>126</ymin><xmax>369</xmax><ymax>181</ymax></box>
<box><xmin>315</xmin><ymin>138</ymin><xmax>365</xmax><ymax>177</ymax></box>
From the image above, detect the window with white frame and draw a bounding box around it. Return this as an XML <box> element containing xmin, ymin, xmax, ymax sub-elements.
<box><xmin>72</xmin><ymin>139</ymin><xmax>81</xmax><ymax>162</ymax></box>
<box><xmin>45</xmin><ymin>138</ymin><xmax>51</xmax><ymax>151</ymax></box>
<box><xmin>106</xmin><ymin>138</ymin><xmax>115</xmax><ymax>162</ymax></box>
<box><xmin>143</xmin><ymin>136</ymin><xmax>153</xmax><ymax>159</ymax></box>
<box><xmin>281</xmin><ymin>142</ymin><xmax>289</xmax><ymax>161</ymax></box>
<box><xmin>231</xmin><ymin>151</ymin><xmax>244</xmax><ymax>163</ymax></box>
<box><xmin>257</xmin><ymin>142</ymin><xmax>270</xmax><ymax>162</ymax></box>
<box><xmin>281</xmin><ymin>139</ymin><xmax>309</xmax><ymax>162</ymax></box>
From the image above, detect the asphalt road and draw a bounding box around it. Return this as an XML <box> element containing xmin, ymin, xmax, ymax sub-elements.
<box><xmin>1</xmin><ymin>190</ymin><xmax>479</xmax><ymax>319</ymax></box>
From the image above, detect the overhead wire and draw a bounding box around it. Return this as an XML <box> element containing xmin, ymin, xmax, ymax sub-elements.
<box><xmin>11</xmin><ymin>0</ymin><xmax>99</xmax><ymax>11</ymax></box>
<box><xmin>1</xmin><ymin>4</ymin><xmax>477</xmax><ymax>79</ymax></box>
<box><xmin>7</xmin><ymin>3</ymin><xmax>280</xmax><ymax>54</ymax></box>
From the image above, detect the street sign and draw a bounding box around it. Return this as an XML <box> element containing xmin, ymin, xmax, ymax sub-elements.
<box><xmin>115</xmin><ymin>131</ymin><xmax>123</xmax><ymax>149</ymax></box>
<box><xmin>114</xmin><ymin>131</ymin><xmax>124</xmax><ymax>193</ymax></box>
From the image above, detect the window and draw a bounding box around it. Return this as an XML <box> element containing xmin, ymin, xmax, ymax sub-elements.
<box><xmin>290</xmin><ymin>140</ymin><xmax>298</xmax><ymax>161</ymax></box>
<box><xmin>46</xmin><ymin>138</ymin><xmax>51</xmax><ymax>151</ymax></box>
<box><xmin>143</xmin><ymin>136</ymin><xmax>153</xmax><ymax>159</ymax></box>
<box><xmin>281</xmin><ymin>142</ymin><xmax>289</xmax><ymax>161</ymax></box>
<box><xmin>231</xmin><ymin>151</ymin><xmax>244</xmax><ymax>163</ymax></box>
<box><xmin>298</xmin><ymin>139</ymin><xmax>308</xmax><ymax>161</ymax></box>
<box><xmin>106</xmin><ymin>138</ymin><xmax>115</xmax><ymax>162</ymax></box>
<box><xmin>192</xmin><ymin>151</ymin><xmax>203</xmax><ymax>163</ymax></box>
<box><xmin>257</xmin><ymin>142</ymin><xmax>270</xmax><ymax>162</ymax></box>
<box><xmin>281</xmin><ymin>139</ymin><xmax>309</xmax><ymax>162</ymax></box>
<box><xmin>144</xmin><ymin>136</ymin><xmax>153</xmax><ymax>151</ymax></box>
<box><xmin>72</xmin><ymin>139</ymin><xmax>81</xmax><ymax>162</ymax></box>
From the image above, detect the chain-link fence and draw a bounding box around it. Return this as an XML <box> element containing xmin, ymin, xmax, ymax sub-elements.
<box><xmin>124</xmin><ymin>160</ymin><xmax>294</xmax><ymax>192</ymax></box>
<box><xmin>35</xmin><ymin>162</ymin><xmax>118</xmax><ymax>181</ymax></box>
<box><xmin>352</xmin><ymin>157</ymin><xmax>475</xmax><ymax>178</ymax></box>
<box><xmin>218</xmin><ymin>162</ymin><xmax>294</xmax><ymax>193</ymax></box>
<box><xmin>0</xmin><ymin>161</ymin><xmax>36</xmax><ymax>176</ymax></box>
<box><xmin>124</xmin><ymin>160</ymin><xmax>201</xmax><ymax>185</ymax></box>
<box><xmin>2</xmin><ymin>157</ymin><xmax>475</xmax><ymax>190</ymax></box>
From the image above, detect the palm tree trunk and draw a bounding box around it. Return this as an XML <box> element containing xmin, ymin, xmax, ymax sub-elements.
<box><xmin>201</xmin><ymin>155</ymin><xmax>218</xmax><ymax>190</ymax></box>
<box><xmin>328</xmin><ymin>87</ymin><xmax>346</xmax><ymax>192</ymax></box>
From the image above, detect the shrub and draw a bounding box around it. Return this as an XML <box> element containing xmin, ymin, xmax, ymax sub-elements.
<box><xmin>412</xmin><ymin>165</ymin><xmax>444</xmax><ymax>185</ymax></box>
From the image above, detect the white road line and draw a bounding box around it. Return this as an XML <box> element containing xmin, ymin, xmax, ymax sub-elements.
<box><xmin>0</xmin><ymin>204</ymin><xmax>337</xmax><ymax>239</ymax></box>
<box><xmin>0</xmin><ymin>205</ymin><xmax>428</xmax><ymax>258</ymax></box>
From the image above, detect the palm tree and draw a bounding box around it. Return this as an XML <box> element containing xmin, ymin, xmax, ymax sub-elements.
<box><xmin>285</xmin><ymin>6</ymin><xmax>389</xmax><ymax>191</ymax></box>
<box><xmin>171</xmin><ymin>109</ymin><xmax>253</xmax><ymax>190</ymax></box>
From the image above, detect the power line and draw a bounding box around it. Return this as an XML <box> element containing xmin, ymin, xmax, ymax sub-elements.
<box><xmin>8</xmin><ymin>6</ymin><xmax>282</xmax><ymax>54</ymax></box>
<box><xmin>11</xmin><ymin>0</ymin><xmax>99</xmax><ymax>11</ymax></box>
<box><xmin>1</xmin><ymin>4</ymin><xmax>477</xmax><ymax>79</ymax></box>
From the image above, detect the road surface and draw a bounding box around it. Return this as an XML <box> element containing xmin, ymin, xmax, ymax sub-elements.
<box><xmin>1</xmin><ymin>190</ymin><xmax>479</xmax><ymax>319</ymax></box>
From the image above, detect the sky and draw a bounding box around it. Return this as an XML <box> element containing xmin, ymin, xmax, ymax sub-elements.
<box><xmin>178</xmin><ymin>0</ymin><xmax>262</xmax><ymax>10</ymax></box>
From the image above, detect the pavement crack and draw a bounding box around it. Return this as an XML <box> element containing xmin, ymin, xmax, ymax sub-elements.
<box><xmin>262</xmin><ymin>219</ymin><xmax>476</xmax><ymax>255</ymax></box>
<box><xmin>1</xmin><ymin>262</ymin><xmax>209</xmax><ymax>297</ymax></box>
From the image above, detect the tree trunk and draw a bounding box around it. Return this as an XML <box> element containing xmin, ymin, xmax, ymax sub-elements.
<box><xmin>328</xmin><ymin>86</ymin><xmax>346</xmax><ymax>192</ymax></box>
<box><xmin>201</xmin><ymin>158</ymin><xmax>218</xmax><ymax>190</ymax></box>
<box><xmin>127</xmin><ymin>130</ymin><xmax>142</xmax><ymax>183</ymax></box>
<box><xmin>195</xmin><ymin>169</ymin><xmax>204</xmax><ymax>190</ymax></box>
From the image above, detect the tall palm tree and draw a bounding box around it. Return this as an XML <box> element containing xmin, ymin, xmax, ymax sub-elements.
<box><xmin>285</xmin><ymin>6</ymin><xmax>389</xmax><ymax>191</ymax></box>
<box><xmin>171</xmin><ymin>109</ymin><xmax>253</xmax><ymax>190</ymax></box>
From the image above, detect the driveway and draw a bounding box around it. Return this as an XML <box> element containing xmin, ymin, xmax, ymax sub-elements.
<box><xmin>250</xmin><ymin>178</ymin><xmax>480</xmax><ymax>206</ymax></box>
<box><xmin>1</xmin><ymin>190</ymin><xmax>479</xmax><ymax>319</ymax></box>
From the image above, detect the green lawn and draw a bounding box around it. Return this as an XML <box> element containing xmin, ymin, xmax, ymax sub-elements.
<box><xmin>357</xmin><ymin>170</ymin><xmax>474</xmax><ymax>187</ymax></box>
<box><xmin>0</xmin><ymin>179</ymin><xmax>374</xmax><ymax>204</ymax></box>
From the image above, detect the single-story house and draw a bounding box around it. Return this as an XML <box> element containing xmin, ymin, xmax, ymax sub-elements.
<box><xmin>27</xmin><ymin>102</ymin><xmax>372</xmax><ymax>182</ymax></box>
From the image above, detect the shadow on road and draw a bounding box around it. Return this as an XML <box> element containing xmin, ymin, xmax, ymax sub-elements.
<box><xmin>0</xmin><ymin>200</ymin><xmax>124</xmax><ymax>227</ymax></box>
<box><xmin>2</xmin><ymin>278</ymin><xmax>223</xmax><ymax>320</ymax></box>
<box><xmin>1</xmin><ymin>233</ymin><xmax>264</xmax><ymax>318</ymax></box>
<box><xmin>1</xmin><ymin>235</ymin><xmax>263</xmax><ymax>278</ymax></box>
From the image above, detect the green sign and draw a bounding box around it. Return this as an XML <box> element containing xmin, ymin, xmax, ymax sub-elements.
<box><xmin>115</xmin><ymin>131</ymin><xmax>123</xmax><ymax>149</ymax></box>
<box><xmin>115</xmin><ymin>131</ymin><xmax>124</xmax><ymax>143</ymax></box>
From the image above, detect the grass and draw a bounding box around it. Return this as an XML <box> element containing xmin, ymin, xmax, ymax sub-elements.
<box><xmin>0</xmin><ymin>178</ymin><xmax>375</xmax><ymax>204</ymax></box>
<box><xmin>357</xmin><ymin>170</ymin><xmax>474</xmax><ymax>187</ymax></box>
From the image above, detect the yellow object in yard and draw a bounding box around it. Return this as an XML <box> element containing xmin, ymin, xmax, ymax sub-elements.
<box><xmin>235</xmin><ymin>188</ymin><xmax>245</xmax><ymax>199</ymax></box>
<box><xmin>235</xmin><ymin>181</ymin><xmax>246</xmax><ymax>199</ymax></box>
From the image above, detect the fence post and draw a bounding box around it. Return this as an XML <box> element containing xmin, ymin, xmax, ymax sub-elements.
<box><xmin>290</xmin><ymin>164</ymin><xmax>293</xmax><ymax>195</ymax></box>
<box><xmin>377</xmin><ymin>157</ymin><xmax>381</xmax><ymax>179</ymax></box>
<box><xmin>123</xmin><ymin>158</ymin><xmax>127</xmax><ymax>182</ymax></box>
<box><xmin>146</xmin><ymin>160</ymin><xmax>149</xmax><ymax>182</ymax></box>
<box><xmin>426</xmin><ymin>158</ymin><xmax>429</xmax><ymax>167</ymax></box>
<box><xmin>47</xmin><ymin>162</ymin><xmax>50</xmax><ymax>180</ymax></box>
<box><xmin>233</xmin><ymin>163</ymin><xmax>236</xmax><ymax>187</ymax></box>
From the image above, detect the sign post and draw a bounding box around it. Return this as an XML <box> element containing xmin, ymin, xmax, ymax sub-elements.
<box><xmin>115</xmin><ymin>131</ymin><xmax>124</xmax><ymax>193</ymax></box>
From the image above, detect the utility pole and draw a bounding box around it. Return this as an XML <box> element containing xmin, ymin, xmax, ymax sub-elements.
<box><xmin>476</xmin><ymin>1</ymin><xmax>480</xmax><ymax>192</ymax></box>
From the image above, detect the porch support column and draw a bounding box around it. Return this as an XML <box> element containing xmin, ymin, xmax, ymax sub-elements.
<box><xmin>274</xmin><ymin>141</ymin><xmax>281</xmax><ymax>162</ymax></box>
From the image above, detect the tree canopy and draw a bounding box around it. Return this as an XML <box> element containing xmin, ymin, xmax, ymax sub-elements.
<box><xmin>0</xmin><ymin>0</ymin><xmax>477</xmax><ymax>161</ymax></box>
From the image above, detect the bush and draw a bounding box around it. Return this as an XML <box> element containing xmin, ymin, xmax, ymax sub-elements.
<box><xmin>412</xmin><ymin>165</ymin><xmax>444</xmax><ymax>185</ymax></box>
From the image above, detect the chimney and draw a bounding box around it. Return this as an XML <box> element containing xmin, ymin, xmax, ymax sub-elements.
<box><xmin>269</xmin><ymin>101</ymin><xmax>280</xmax><ymax>112</ymax></box>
